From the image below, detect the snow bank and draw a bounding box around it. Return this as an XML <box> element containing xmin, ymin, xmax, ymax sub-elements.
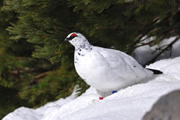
<box><xmin>3</xmin><ymin>57</ymin><xmax>180</xmax><ymax>120</ymax></box>
<box><xmin>133</xmin><ymin>37</ymin><xmax>180</xmax><ymax>65</ymax></box>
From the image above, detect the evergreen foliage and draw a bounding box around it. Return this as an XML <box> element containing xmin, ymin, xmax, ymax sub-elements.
<box><xmin>0</xmin><ymin>0</ymin><xmax>180</xmax><ymax>119</ymax></box>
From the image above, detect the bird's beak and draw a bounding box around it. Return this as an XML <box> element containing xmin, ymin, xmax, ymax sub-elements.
<box><xmin>64</xmin><ymin>38</ymin><xmax>69</xmax><ymax>41</ymax></box>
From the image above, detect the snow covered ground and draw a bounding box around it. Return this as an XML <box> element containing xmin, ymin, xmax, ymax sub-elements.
<box><xmin>3</xmin><ymin>56</ymin><xmax>180</xmax><ymax>120</ymax></box>
<box><xmin>133</xmin><ymin>36</ymin><xmax>180</xmax><ymax>65</ymax></box>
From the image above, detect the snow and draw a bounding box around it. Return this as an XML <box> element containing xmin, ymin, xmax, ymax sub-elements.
<box><xmin>3</xmin><ymin>57</ymin><xmax>180</xmax><ymax>120</ymax></box>
<box><xmin>133</xmin><ymin>36</ymin><xmax>180</xmax><ymax>65</ymax></box>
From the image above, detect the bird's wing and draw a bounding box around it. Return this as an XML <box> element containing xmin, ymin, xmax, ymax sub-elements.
<box><xmin>93</xmin><ymin>46</ymin><xmax>138</xmax><ymax>68</ymax></box>
<box><xmin>93</xmin><ymin>46</ymin><xmax>152</xmax><ymax>78</ymax></box>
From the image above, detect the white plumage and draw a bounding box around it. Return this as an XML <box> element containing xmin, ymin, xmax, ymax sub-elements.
<box><xmin>65</xmin><ymin>32</ymin><xmax>159</xmax><ymax>97</ymax></box>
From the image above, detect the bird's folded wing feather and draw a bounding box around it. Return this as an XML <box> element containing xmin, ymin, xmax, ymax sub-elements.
<box><xmin>93</xmin><ymin>46</ymin><xmax>152</xmax><ymax>78</ymax></box>
<box><xmin>93</xmin><ymin>46</ymin><xmax>140</xmax><ymax>68</ymax></box>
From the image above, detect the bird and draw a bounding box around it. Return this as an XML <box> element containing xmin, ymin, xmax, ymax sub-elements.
<box><xmin>65</xmin><ymin>32</ymin><xmax>162</xmax><ymax>97</ymax></box>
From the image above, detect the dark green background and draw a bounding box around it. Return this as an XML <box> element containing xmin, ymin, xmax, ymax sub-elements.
<box><xmin>0</xmin><ymin>0</ymin><xmax>180</xmax><ymax>119</ymax></box>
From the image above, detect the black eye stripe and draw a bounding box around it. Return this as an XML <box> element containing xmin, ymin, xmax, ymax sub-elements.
<box><xmin>67</xmin><ymin>35</ymin><xmax>77</xmax><ymax>40</ymax></box>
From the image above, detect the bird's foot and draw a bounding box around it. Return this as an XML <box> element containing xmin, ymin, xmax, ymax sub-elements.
<box><xmin>92</xmin><ymin>97</ymin><xmax>103</xmax><ymax>103</ymax></box>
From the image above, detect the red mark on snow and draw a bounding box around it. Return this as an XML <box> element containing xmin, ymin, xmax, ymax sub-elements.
<box><xmin>99</xmin><ymin>97</ymin><xmax>103</xmax><ymax>100</ymax></box>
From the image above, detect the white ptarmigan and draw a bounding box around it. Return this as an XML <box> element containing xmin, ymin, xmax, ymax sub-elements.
<box><xmin>65</xmin><ymin>32</ymin><xmax>162</xmax><ymax>97</ymax></box>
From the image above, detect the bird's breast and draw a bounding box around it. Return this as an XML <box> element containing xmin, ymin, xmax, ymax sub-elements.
<box><xmin>74</xmin><ymin>51</ymin><xmax>109</xmax><ymax>81</ymax></box>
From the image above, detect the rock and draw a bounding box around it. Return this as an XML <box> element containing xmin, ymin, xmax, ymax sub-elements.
<box><xmin>143</xmin><ymin>90</ymin><xmax>180</xmax><ymax>120</ymax></box>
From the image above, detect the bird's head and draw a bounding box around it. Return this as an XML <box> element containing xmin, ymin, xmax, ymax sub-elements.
<box><xmin>65</xmin><ymin>32</ymin><xmax>90</xmax><ymax>49</ymax></box>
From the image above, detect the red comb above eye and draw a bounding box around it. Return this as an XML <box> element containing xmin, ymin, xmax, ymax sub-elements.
<box><xmin>70</xmin><ymin>33</ymin><xmax>77</xmax><ymax>37</ymax></box>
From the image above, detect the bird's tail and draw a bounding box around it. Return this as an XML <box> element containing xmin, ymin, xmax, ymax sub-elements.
<box><xmin>147</xmin><ymin>68</ymin><xmax>163</xmax><ymax>74</ymax></box>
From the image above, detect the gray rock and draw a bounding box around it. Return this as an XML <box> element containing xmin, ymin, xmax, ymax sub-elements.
<box><xmin>143</xmin><ymin>90</ymin><xmax>180</xmax><ymax>120</ymax></box>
